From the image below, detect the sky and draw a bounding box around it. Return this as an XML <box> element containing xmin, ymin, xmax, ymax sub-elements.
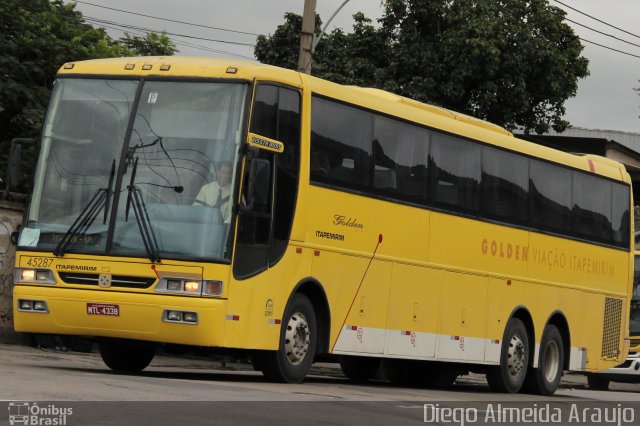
<box><xmin>69</xmin><ymin>0</ymin><xmax>640</xmax><ymax>134</ymax></box>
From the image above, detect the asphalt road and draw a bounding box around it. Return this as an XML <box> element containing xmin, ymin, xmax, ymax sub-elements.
<box><xmin>0</xmin><ymin>343</ymin><xmax>638</xmax><ymax>425</ymax></box>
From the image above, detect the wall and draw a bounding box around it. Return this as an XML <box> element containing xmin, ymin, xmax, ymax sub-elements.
<box><xmin>0</xmin><ymin>199</ymin><xmax>24</xmax><ymax>330</ymax></box>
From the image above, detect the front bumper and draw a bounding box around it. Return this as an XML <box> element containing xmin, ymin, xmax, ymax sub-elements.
<box><xmin>13</xmin><ymin>285</ymin><xmax>227</xmax><ymax>347</ymax></box>
<box><xmin>592</xmin><ymin>351</ymin><xmax>640</xmax><ymax>382</ymax></box>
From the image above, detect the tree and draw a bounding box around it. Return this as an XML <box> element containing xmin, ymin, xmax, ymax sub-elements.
<box><xmin>116</xmin><ymin>31</ymin><xmax>177</xmax><ymax>57</ymax></box>
<box><xmin>0</xmin><ymin>0</ymin><xmax>177</xmax><ymax>193</ymax></box>
<box><xmin>255</xmin><ymin>0</ymin><xmax>589</xmax><ymax>134</ymax></box>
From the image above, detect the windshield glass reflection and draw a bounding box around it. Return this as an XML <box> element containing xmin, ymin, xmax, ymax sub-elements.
<box><xmin>111</xmin><ymin>81</ymin><xmax>247</xmax><ymax>260</ymax></box>
<box><xmin>24</xmin><ymin>78</ymin><xmax>138</xmax><ymax>253</ymax></box>
<box><xmin>22</xmin><ymin>79</ymin><xmax>248</xmax><ymax>262</ymax></box>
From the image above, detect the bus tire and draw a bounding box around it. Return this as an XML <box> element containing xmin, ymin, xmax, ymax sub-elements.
<box><xmin>587</xmin><ymin>374</ymin><xmax>610</xmax><ymax>391</ymax></box>
<box><xmin>339</xmin><ymin>355</ymin><xmax>380</xmax><ymax>382</ymax></box>
<box><xmin>259</xmin><ymin>293</ymin><xmax>317</xmax><ymax>383</ymax></box>
<box><xmin>523</xmin><ymin>325</ymin><xmax>564</xmax><ymax>395</ymax></box>
<box><xmin>486</xmin><ymin>318</ymin><xmax>529</xmax><ymax>393</ymax></box>
<box><xmin>99</xmin><ymin>339</ymin><xmax>156</xmax><ymax>373</ymax></box>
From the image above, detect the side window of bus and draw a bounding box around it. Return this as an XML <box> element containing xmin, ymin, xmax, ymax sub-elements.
<box><xmin>310</xmin><ymin>97</ymin><xmax>372</xmax><ymax>189</ymax></box>
<box><xmin>482</xmin><ymin>146</ymin><xmax>528</xmax><ymax>224</ymax></box>
<box><xmin>271</xmin><ymin>87</ymin><xmax>301</xmax><ymax>266</ymax></box>
<box><xmin>251</xmin><ymin>85</ymin><xmax>278</xmax><ymax>139</ymax></box>
<box><xmin>529</xmin><ymin>160</ymin><xmax>572</xmax><ymax>235</ymax></box>
<box><xmin>235</xmin><ymin>84</ymin><xmax>301</xmax><ymax>278</ymax></box>
<box><xmin>611</xmin><ymin>183</ymin><xmax>630</xmax><ymax>248</ymax></box>
<box><xmin>373</xmin><ymin>115</ymin><xmax>429</xmax><ymax>201</ymax></box>
<box><xmin>572</xmin><ymin>172</ymin><xmax>612</xmax><ymax>243</ymax></box>
<box><xmin>429</xmin><ymin>133</ymin><xmax>481</xmax><ymax>212</ymax></box>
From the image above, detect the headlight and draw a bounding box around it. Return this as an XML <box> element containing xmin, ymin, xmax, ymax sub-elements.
<box><xmin>155</xmin><ymin>278</ymin><xmax>223</xmax><ymax>297</ymax></box>
<box><xmin>15</xmin><ymin>268</ymin><xmax>56</xmax><ymax>284</ymax></box>
<box><xmin>202</xmin><ymin>280</ymin><xmax>223</xmax><ymax>297</ymax></box>
<box><xmin>163</xmin><ymin>310</ymin><xmax>198</xmax><ymax>324</ymax></box>
<box><xmin>166</xmin><ymin>280</ymin><xmax>182</xmax><ymax>291</ymax></box>
<box><xmin>184</xmin><ymin>281</ymin><xmax>200</xmax><ymax>292</ymax></box>
<box><xmin>18</xmin><ymin>299</ymin><xmax>49</xmax><ymax>313</ymax></box>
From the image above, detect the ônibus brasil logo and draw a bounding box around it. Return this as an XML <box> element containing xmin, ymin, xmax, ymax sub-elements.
<box><xmin>8</xmin><ymin>402</ymin><xmax>73</xmax><ymax>425</ymax></box>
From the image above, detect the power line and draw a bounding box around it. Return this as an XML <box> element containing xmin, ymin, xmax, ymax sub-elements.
<box><xmin>94</xmin><ymin>21</ymin><xmax>254</xmax><ymax>60</ymax></box>
<box><xmin>84</xmin><ymin>16</ymin><xmax>255</xmax><ymax>47</ymax></box>
<box><xmin>580</xmin><ymin>37</ymin><xmax>640</xmax><ymax>60</ymax></box>
<box><xmin>552</xmin><ymin>0</ymin><xmax>640</xmax><ymax>41</ymax></box>
<box><xmin>52</xmin><ymin>5</ymin><xmax>256</xmax><ymax>59</ymax></box>
<box><xmin>565</xmin><ymin>18</ymin><xmax>640</xmax><ymax>50</ymax></box>
<box><xmin>73</xmin><ymin>0</ymin><xmax>259</xmax><ymax>37</ymax></box>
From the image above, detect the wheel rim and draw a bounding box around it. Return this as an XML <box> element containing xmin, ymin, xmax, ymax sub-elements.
<box><xmin>284</xmin><ymin>312</ymin><xmax>310</xmax><ymax>365</ymax></box>
<box><xmin>543</xmin><ymin>340</ymin><xmax>560</xmax><ymax>382</ymax></box>
<box><xmin>507</xmin><ymin>334</ymin><xmax>527</xmax><ymax>377</ymax></box>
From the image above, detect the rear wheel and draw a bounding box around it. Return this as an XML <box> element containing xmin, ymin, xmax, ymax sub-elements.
<box><xmin>339</xmin><ymin>355</ymin><xmax>380</xmax><ymax>382</ymax></box>
<box><xmin>486</xmin><ymin>318</ymin><xmax>530</xmax><ymax>393</ymax></box>
<box><xmin>523</xmin><ymin>325</ymin><xmax>564</xmax><ymax>395</ymax></box>
<box><xmin>99</xmin><ymin>339</ymin><xmax>156</xmax><ymax>373</ymax></box>
<box><xmin>258</xmin><ymin>294</ymin><xmax>317</xmax><ymax>383</ymax></box>
<box><xmin>587</xmin><ymin>374</ymin><xmax>611</xmax><ymax>391</ymax></box>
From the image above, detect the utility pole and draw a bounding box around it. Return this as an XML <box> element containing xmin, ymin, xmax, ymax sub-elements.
<box><xmin>297</xmin><ymin>0</ymin><xmax>317</xmax><ymax>74</ymax></box>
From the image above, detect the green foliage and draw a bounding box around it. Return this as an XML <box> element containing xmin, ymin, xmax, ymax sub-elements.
<box><xmin>255</xmin><ymin>0</ymin><xmax>589</xmax><ymax>134</ymax></box>
<box><xmin>0</xmin><ymin>0</ymin><xmax>177</xmax><ymax>193</ymax></box>
<box><xmin>254</xmin><ymin>12</ymin><xmax>308</xmax><ymax>71</ymax></box>
<box><xmin>116</xmin><ymin>31</ymin><xmax>177</xmax><ymax>57</ymax></box>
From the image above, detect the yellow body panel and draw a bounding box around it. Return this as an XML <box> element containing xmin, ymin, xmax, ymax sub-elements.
<box><xmin>13</xmin><ymin>56</ymin><xmax>634</xmax><ymax>373</ymax></box>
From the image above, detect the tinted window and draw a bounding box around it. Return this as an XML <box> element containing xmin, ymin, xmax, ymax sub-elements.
<box><xmin>311</xmin><ymin>97</ymin><xmax>372</xmax><ymax>188</ymax></box>
<box><xmin>373</xmin><ymin>115</ymin><xmax>429</xmax><ymax>201</ymax></box>
<box><xmin>482</xmin><ymin>147</ymin><xmax>528</xmax><ymax>224</ymax></box>
<box><xmin>429</xmin><ymin>133</ymin><xmax>481</xmax><ymax>212</ymax></box>
<box><xmin>250</xmin><ymin>85</ymin><xmax>278</xmax><ymax>139</ymax></box>
<box><xmin>236</xmin><ymin>85</ymin><xmax>302</xmax><ymax>278</ymax></box>
<box><xmin>573</xmin><ymin>172</ymin><xmax>612</xmax><ymax>243</ymax></box>
<box><xmin>530</xmin><ymin>160</ymin><xmax>572</xmax><ymax>234</ymax></box>
<box><xmin>271</xmin><ymin>88</ymin><xmax>301</xmax><ymax>265</ymax></box>
<box><xmin>612</xmin><ymin>183</ymin><xmax>630</xmax><ymax>248</ymax></box>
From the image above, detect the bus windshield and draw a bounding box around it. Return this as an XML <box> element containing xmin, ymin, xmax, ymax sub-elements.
<box><xmin>23</xmin><ymin>78</ymin><xmax>248</xmax><ymax>261</ymax></box>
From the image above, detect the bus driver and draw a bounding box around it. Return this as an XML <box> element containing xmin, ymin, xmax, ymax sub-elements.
<box><xmin>193</xmin><ymin>161</ymin><xmax>233</xmax><ymax>223</ymax></box>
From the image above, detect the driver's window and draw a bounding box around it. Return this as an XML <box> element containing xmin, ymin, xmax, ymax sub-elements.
<box><xmin>233</xmin><ymin>83</ymin><xmax>301</xmax><ymax>279</ymax></box>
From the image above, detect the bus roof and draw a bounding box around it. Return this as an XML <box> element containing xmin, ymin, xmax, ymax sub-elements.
<box><xmin>58</xmin><ymin>56</ymin><xmax>630</xmax><ymax>183</ymax></box>
<box><xmin>58</xmin><ymin>56</ymin><xmax>304</xmax><ymax>88</ymax></box>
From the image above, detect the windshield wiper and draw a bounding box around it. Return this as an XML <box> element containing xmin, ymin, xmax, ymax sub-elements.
<box><xmin>125</xmin><ymin>156</ymin><xmax>161</xmax><ymax>263</ymax></box>
<box><xmin>53</xmin><ymin>159</ymin><xmax>116</xmax><ymax>257</ymax></box>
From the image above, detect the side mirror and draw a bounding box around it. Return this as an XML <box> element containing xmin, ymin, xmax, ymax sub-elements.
<box><xmin>7</xmin><ymin>143</ymin><xmax>22</xmax><ymax>192</ymax></box>
<box><xmin>10</xmin><ymin>230</ymin><xmax>20</xmax><ymax>246</ymax></box>
<box><xmin>6</xmin><ymin>138</ymin><xmax>35</xmax><ymax>192</ymax></box>
<box><xmin>242</xmin><ymin>158</ymin><xmax>271</xmax><ymax>211</ymax></box>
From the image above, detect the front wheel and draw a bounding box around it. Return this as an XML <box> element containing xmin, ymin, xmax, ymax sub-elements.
<box><xmin>99</xmin><ymin>339</ymin><xmax>156</xmax><ymax>373</ymax></box>
<box><xmin>486</xmin><ymin>318</ymin><xmax>530</xmax><ymax>393</ymax></box>
<box><xmin>523</xmin><ymin>325</ymin><xmax>564</xmax><ymax>395</ymax></box>
<box><xmin>258</xmin><ymin>293</ymin><xmax>318</xmax><ymax>383</ymax></box>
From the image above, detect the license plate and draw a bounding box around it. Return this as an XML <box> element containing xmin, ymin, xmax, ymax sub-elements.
<box><xmin>87</xmin><ymin>303</ymin><xmax>120</xmax><ymax>316</ymax></box>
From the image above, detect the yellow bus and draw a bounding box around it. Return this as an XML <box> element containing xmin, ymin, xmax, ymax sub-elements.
<box><xmin>586</xmin><ymin>249</ymin><xmax>640</xmax><ymax>390</ymax></box>
<box><xmin>12</xmin><ymin>57</ymin><xmax>633</xmax><ymax>395</ymax></box>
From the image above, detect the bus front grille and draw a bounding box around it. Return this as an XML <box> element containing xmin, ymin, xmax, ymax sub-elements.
<box><xmin>58</xmin><ymin>272</ymin><xmax>156</xmax><ymax>289</ymax></box>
